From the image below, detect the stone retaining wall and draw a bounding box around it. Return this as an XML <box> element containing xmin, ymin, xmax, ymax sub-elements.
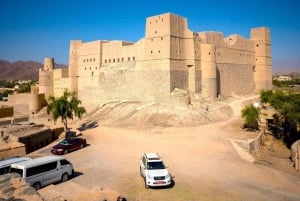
<box><xmin>0</xmin><ymin>142</ymin><xmax>26</xmax><ymax>160</ymax></box>
<box><xmin>235</xmin><ymin>130</ymin><xmax>265</xmax><ymax>154</ymax></box>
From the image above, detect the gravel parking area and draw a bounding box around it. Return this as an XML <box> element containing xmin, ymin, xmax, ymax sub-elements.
<box><xmin>36</xmin><ymin>119</ymin><xmax>300</xmax><ymax>201</ymax></box>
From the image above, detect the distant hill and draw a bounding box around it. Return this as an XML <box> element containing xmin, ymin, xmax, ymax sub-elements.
<box><xmin>0</xmin><ymin>60</ymin><xmax>68</xmax><ymax>81</ymax></box>
<box><xmin>273</xmin><ymin>67</ymin><xmax>300</xmax><ymax>75</ymax></box>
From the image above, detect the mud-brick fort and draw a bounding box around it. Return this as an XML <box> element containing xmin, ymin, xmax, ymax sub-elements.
<box><xmin>38</xmin><ymin>12</ymin><xmax>272</xmax><ymax>108</ymax></box>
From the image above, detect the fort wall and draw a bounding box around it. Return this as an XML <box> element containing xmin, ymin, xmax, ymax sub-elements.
<box><xmin>0</xmin><ymin>105</ymin><xmax>13</xmax><ymax>118</ymax></box>
<box><xmin>41</xmin><ymin>12</ymin><xmax>272</xmax><ymax>106</ymax></box>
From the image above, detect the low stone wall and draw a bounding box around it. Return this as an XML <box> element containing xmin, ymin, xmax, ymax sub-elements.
<box><xmin>13</xmin><ymin>115</ymin><xmax>30</xmax><ymax>124</ymax></box>
<box><xmin>249</xmin><ymin>130</ymin><xmax>265</xmax><ymax>154</ymax></box>
<box><xmin>235</xmin><ymin>130</ymin><xmax>265</xmax><ymax>154</ymax></box>
<box><xmin>18</xmin><ymin>127</ymin><xmax>64</xmax><ymax>154</ymax></box>
<box><xmin>0</xmin><ymin>119</ymin><xmax>11</xmax><ymax>126</ymax></box>
<box><xmin>0</xmin><ymin>142</ymin><xmax>26</xmax><ymax>160</ymax></box>
<box><xmin>0</xmin><ymin>105</ymin><xmax>13</xmax><ymax>118</ymax></box>
<box><xmin>0</xmin><ymin>116</ymin><xmax>30</xmax><ymax>126</ymax></box>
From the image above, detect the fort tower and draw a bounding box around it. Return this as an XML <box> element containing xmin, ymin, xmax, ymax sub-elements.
<box><xmin>251</xmin><ymin>27</ymin><xmax>272</xmax><ymax>90</ymax></box>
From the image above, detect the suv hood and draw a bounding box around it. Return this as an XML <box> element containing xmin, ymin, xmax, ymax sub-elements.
<box><xmin>147</xmin><ymin>169</ymin><xmax>169</xmax><ymax>176</ymax></box>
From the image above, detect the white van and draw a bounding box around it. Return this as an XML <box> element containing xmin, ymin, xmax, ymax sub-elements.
<box><xmin>9</xmin><ymin>155</ymin><xmax>74</xmax><ymax>190</ymax></box>
<box><xmin>0</xmin><ymin>156</ymin><xmax>31</xmax><ymax>175</ymax></box>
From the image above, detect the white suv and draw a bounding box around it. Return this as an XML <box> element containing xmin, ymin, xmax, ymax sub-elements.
<box><xmin>140</xmin><ymin>153</ymin><xmax>172</xmax><ymax>188</ymax></box>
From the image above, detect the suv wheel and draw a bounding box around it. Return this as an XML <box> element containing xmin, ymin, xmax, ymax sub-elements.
<box><xmin>144</xmin><ymin>179</ymin><xmax>149</xmax><ymax>189</ymax></box>
<box><xmin>139</xmin><ymin>167</ymin><xmax>143</xmax><ymax>177</ymax></box>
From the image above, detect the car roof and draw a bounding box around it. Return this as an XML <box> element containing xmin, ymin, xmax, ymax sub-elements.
<box><xmin>144</xmin><ymin>153</ymin><xmax>161</xmax><ymax>160</ymax></box>
<box><xmin>0</xmin><ymin>157</ymin><xmax>32</xmax><ymax>168</ymax></box>
<box><xmin>10</xmin><ymin>156</ymin><xmax>65</xmax><ymax>168</ymax></box>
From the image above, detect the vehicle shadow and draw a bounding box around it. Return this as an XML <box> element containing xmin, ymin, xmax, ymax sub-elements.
<box><xmin>77</xmin><ymin>120</ymin><xmax>98</xmax><ymax>131</ymax></box>
<box><xmin>52</xmin><ymin>171</ymin><xmax>83</xmax><ymax>187</ymax></box>
<box><xmin>71</xmin><ymin>171</ymin><xmax>84</xmax><ymax>179</ymax></box>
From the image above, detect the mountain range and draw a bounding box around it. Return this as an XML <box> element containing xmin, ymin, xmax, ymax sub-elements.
<box><xmin>0</xmin><ymin>60</ymin><xmax>67</xmax><ymax>81</ymax></box>
<box><xmin>0</xmin><ymin>59</ymin><xmax>299</xmax><ymax>81</ymax></box>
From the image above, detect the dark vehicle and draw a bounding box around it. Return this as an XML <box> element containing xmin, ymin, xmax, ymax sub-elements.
<box><xmin>51</xmin><ymin>138</ymin><xmax>87</xmax><ymax>155</ymax></box>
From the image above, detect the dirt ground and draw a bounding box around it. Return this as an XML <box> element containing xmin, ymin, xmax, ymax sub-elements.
<box><xmin>35</xmin><ymin>118</ymin><xmax>300</xmax><ymax>201</ymax></box>
<box><xmin>4</xmin><ymin>95</ymin><xmax>300</xmax><ymax>201</ymax></box>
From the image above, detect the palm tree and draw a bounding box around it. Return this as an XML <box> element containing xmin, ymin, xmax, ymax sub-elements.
<box><xmin>47</xmin><ymin>90</ymin><xmax>86</xmax><ymax>132</ymax></box>
<box><xmin>241</xmin><ymin>104</ymin><xmax>260</xmax><ymax>130</ymax></box>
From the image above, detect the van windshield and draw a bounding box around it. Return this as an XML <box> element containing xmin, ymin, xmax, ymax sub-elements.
<box><xmin>9</xmin><ymin>167</ymin><xmax>23</xmax><ymax>176</ymax></box>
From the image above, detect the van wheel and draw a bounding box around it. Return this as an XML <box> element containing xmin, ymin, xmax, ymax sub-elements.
<box><xmin>33</xmin><ymin>182</ymin><xmax>41</xmax><ymax>190</ymax></box>
<box><xmin>80</xmin><ymin>144</ymin><xmax>84</xmax><ymax>149</ymax></box>
<box><xmin>64</xmin><ymin>149</ymin><xmax>68</xmax><ymax>154</ymax></box>
<box><xmin>61</xmin><ymin>173</ymin><xmax>69</xmax><ymax>182</ymax></box>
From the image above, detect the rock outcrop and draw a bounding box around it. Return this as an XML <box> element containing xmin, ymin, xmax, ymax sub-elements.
<box><xmin>0</xmin><ymin>173</ymin><xmax>43</xmax><ymax>201</ymax></box>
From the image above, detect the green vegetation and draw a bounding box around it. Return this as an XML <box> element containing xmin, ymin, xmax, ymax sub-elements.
<box><xmin>260</xmin><ymin>90</ymin><xmax>300</xmax><ymax>146</ymax></box>
<box><xmin>242</xmin><ymin>104</ymin><xmax>260</xmax><ymax>130</ymax></box>
<box><xmin>47</xmin><ymin>90</ymin><xmax>86</xmax><ymax>132</ymax></box>
<box><xmin>0</xmin><ymin>80</ymin><xmax>37</xmax><ymax>98</ymax></box>
<box><xmin>273</xmin><ymin>79</ymin><xmax>300</xmax><ymax>87</ymax></box>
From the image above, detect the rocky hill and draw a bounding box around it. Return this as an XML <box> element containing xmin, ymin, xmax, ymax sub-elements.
<box><xmin>0</xmin><ymin>60</ymin><xmax>67</xmax><ymax>81</ymax></box>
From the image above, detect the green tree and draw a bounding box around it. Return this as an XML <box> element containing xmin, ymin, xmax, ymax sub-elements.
<box><xmin>47</xmin><ymin>90</ymin><xmax>86</xmax><ymax>132</ymax></box>
<box><xmin>242</xmin><ymin>104</ymin><xmax>260</xmax><ymax>130</ymax></box>
<box><xmin>260</xmin><ymin>89</ymin><xmax>273</xmax><ymax>104</ymax></box>
<box><xmin>260</xmin><ymin>90</ymin><xmax>300</xmax><ymax>145</ymax></box>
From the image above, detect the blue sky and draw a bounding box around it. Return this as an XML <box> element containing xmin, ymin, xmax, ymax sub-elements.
<box><xmin>1</xmin><ymin>0</ymin><xmax>299</xmax><ymax>72</ymax></box>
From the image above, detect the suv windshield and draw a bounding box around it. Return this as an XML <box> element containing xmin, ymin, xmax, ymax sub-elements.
<box><xmin>147</xmin><ymin>161</ymin><xmax>165</xmax><ymax>170</ymax></box>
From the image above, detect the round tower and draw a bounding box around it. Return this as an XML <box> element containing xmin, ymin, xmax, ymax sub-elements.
<box><xmin>201</xmin><ymin>44</ymin><xmax>217</xmax><ymax>101</ymax></box>
<box><xmin>38</xmin><ymin>57</ymin><xmax>55</xmax><ymax>99</ymax></box>
<box><xmin>29</xmin><ymin>94</ymin><xmax>40</xmax><ymax>114</ymax></box>
<box><xmin>69</xmin><ymin>40</ymin><xmax>82</xmax><ymax>95</ymax></box>
<box><xmin>44</xmin><ymin>57</ymin><xmax>54</xmax><ymax>71</ymax></box>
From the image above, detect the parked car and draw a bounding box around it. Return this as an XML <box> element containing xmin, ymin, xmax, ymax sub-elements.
<box><xmin>140</xmin><ymin>153</ymin><xmax>172</xmax><ymax>189</ymax></box>
<box><xmin>51</xmin><ymin>138</ymin><xmax>87</xmax><ymax>155</ymax></box>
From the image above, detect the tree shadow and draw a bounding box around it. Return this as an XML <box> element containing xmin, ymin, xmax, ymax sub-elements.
<box><xmin>77</xmin><ymin>120</ymin><xmax>99</xmax><ymax>131</ymax></box>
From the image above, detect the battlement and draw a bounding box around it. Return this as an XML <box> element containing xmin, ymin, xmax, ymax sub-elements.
<box><xmin>145</xmin><ymin>12</ymin><xmax>189</xmax><ymax>38</ymax></box>
<box><xmin>251</xmin><ymin>27</ymin><xmax>271</xmax><ymax>43</ymax></box>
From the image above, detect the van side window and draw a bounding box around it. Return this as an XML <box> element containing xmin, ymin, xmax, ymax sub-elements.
<box><xmin>27</xmin><ymin>161</ymin><xmax>57</xmax><ymax>177</ymax></box>
<box><xmin>60</xmin><ymin>159</ymin><xmax>71</xmax><ymax>166</ymax></box>
<box><xmin>0</xmin><ymin>167</ymin><xmax>10</xmax><ymax>175</ymax></box>
<box><xmin>9</xmin><ymin>167</ymin><xmax>23</xmax><ymax>176</ymax></box>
